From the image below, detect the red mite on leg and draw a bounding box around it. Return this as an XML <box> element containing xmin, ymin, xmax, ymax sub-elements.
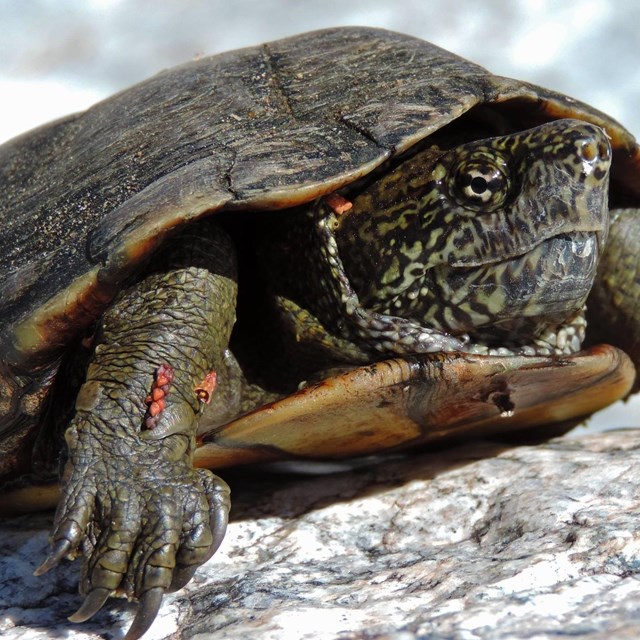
<box><xmin>195</xmin><ymin>371</ymin><xmax>217</xmax><ymax>405</ymax></box>
<box><xmin>323</xmin><ymin>193</ymin><xmax>353</xmax><ymax>215</ymax></box>
<box><xmin>144</xmin><ymin>364</ymin><xmax>174</xmax><ymax>429</ymax></box>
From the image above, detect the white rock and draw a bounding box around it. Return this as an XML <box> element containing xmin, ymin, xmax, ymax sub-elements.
<box><xmin>2</xmin><ymin>430</ymin><xmax>640</xmax><ymax>639</ymax></box>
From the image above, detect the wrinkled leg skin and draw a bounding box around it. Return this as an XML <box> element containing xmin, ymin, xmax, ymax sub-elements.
<box><xmin>35</xmin><ymin>221</ymin><xmax>236</xmax><ymax>640</ymax></box>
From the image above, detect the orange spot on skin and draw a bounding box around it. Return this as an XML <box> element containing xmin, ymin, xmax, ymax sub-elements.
<box><xmin>324</xmin><ymin>193</ymin><xmax>353</xmax><ymax>215</ymax></box>
<box><xmin>195</xmin><ymin>371</ymin><xmax>217</xmax><ymax>404</ymax></box>
<box><xmin>155</xmin><ymin>363</ymin><xmax>174</xmax><ymax>389</ymax></box>
<box><xmin>148</xmin><ymin>401</ymin><xmax>162</xmax><ymax>417</ymax></box>
<box><xmin>144</xmin><ymin>364</ymin><xmax>174</xmax><ymax>429</ymax></box>
<box><xmin>151</xmin><ymin>387</ymin><xmax>165</xmax><ymax>402</ymax></box>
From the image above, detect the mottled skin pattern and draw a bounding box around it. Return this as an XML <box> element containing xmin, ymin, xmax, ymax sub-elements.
<box><xmin>335</xmin><ymin>121</ymin><xmax>609</xmax><ymax>343</ymax></box>
<box><xmin>0</xmin><ymin>27</ymin><xmax>639</xmax><ymax>640</ymax></box>
<box><xmin>269</xmin><ymin>120</ymin><xmax>610</xmax><ymax>360</ymax></box>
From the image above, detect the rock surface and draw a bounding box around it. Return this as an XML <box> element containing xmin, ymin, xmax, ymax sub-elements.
<box><xmin>2</xmin><ymin>429</ymin><xmax>640</xmax><ymax>640</ymax></box>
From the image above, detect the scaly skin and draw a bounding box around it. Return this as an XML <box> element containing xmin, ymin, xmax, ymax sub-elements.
<box><xmin>35</xmin><ymin>222</ymin><xmax>237</xmax><ymax>640</ymax></box>
<box><xmin>588</xmin><ymin>208</ymin><xmax>640</xmax><ymax>387</ymax></box>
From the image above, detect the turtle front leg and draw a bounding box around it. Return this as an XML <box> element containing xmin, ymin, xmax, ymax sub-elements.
<box><xmin>588</xmin><ymin>208</ymin><xmax>640</xmax><ymax>387</ymax></box>
<box><xmin>35</xmin><ymin>222</ymin><xmax>237</xmax><ymax>639</ymax></box>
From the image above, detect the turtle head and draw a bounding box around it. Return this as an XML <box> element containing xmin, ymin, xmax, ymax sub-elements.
<box><xmin>330</xmin><ymin>118</ymin><xmax>611</xmax><ymax>353</ymax></box>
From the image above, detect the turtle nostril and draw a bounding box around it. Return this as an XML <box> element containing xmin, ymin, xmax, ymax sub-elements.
<box><xmin>598</xmin><ymin>141</ymin><xmax>611</xmax><ymax>162</ymax></box>
<box><xmin>579</xmin><ymin>139</ymin><xmax>598</xmax><ymax>162</ymax></box>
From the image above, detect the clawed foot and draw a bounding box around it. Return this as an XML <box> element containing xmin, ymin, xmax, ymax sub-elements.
<box><xmin>35</xmin><ymin>444</ymin><xmax>230</xmax><ymax>640</ymax></box>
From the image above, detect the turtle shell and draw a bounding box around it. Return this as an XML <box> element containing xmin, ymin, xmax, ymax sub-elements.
<box><xmin>2</xmin><ymin>26</ymin><xmax>640</xmax><ymax>369</ymax></box>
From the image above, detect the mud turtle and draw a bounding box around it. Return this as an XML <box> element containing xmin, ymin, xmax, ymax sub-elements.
<box><xmin>1</xmin><ymin>27</ymin><xmax>639</xmax><ymax>639</ymax></box>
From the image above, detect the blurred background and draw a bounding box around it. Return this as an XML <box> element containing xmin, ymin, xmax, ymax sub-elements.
<box><xmin>0</xmin><ymin>0</ymin><xmax>638</xmax><ymax>432</ymax></box>
<box><xmin>1</xmin><ymin>0</ymin><xmax>638</xmax><ymax>143</ymax></box>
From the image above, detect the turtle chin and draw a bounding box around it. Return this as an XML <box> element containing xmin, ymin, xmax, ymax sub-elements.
<box><xmin>428</xmin><ymin>231</ymin><xmax>601</xmax><ymax>349</ymax></box>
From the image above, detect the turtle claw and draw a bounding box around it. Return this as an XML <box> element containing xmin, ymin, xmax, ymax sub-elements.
<box><xmin>201</xmin><ymin>470</ymin><xmax>231</xmax><ymax>558</ymax></box>
<box><xmin>33</xmin><ymin>538</ymin><xmax>73</xmax><ymax>576</ymax></box>
<box><xmin>168</xmin><ymin>565</ymin><xmax>198</xmax><ymax>593</ymax></box>
<box><xmin>68</xmin><ymin>587</ymin><xmax>111</xmax><ymax>623</ymax></box>
<box><xmin>42</xmin><ymin>418</ymin><xmax>231</xmax><ymax>638</ymax></box>
<box><xmin>123</xmin><ymin>588</ymin><xmax>165</xmax><ymax>640</ymax></box>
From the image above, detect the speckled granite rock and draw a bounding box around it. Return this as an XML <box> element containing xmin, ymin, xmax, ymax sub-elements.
<box><xmin>2</xmin><ymin>429</ymin><xmax>640</xmax><ymax>640</ymax></box>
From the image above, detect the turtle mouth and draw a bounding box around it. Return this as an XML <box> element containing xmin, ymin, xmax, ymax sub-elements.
<box><xmin>461</xmin><ymin>231</ymin><xmax>598</xmax><ymax>351</ymax></box>
<box><xmin>441</xmin><ymin>230</ymin><xmax>600</xmax><ymax>286</ymax></box>
<box><xmin>558</xmin><ymin>232</ymin><xmax>598</xmax><ymax>257</ymax></box>
<box><xmin>446</xmin><ymin>226</ymin><xmax>605</xmax><ymax>269</ymax></box>
<box><xmin>379</xmin><ymin>230</ymin><xmax>601</xmax><ymax>353</ymax></box>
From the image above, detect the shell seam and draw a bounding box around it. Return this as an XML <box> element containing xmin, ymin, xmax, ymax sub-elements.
<box><xmin>261</xmin><ymin>43</ymin><xmax>302</xmax><ymax>124</ymax></box>
<box><xmin>336</xmin><ymin>114</ymin><xmax>387</xmax><ymax>152</ymax></box>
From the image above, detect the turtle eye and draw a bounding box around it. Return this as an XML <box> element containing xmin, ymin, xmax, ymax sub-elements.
<box><xmin>450</xmin><ymin>155</ymin><xmax>510</xmax><ymax>211</ymax></box>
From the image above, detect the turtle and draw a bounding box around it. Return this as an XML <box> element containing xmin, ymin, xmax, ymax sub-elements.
<box><xmin>1</xmin><ymin>26</ymin><xmax>639</xmax><ymax>640</ymax></box>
